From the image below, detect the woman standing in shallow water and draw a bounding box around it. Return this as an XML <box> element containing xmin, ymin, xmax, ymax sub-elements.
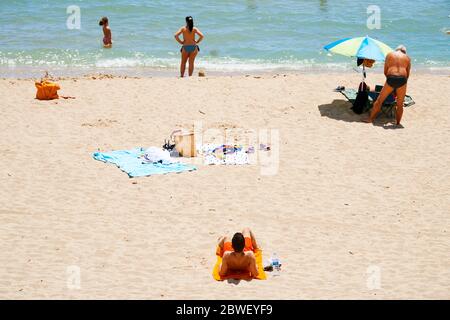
<box><xmin>174</xmin><ymin>16</ymin><xmax>204</xmax><ymax>77</ymax></box>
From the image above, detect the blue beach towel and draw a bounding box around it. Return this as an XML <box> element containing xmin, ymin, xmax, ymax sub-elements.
<box><xmin>93</xmin><ymin>148</ymin><xmax>196</xmax><ymax>178</ymax></box>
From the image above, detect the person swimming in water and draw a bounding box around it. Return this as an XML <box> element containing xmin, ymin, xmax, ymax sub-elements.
<box><xmin>364</xmin><ymin>45</ymin><xmax>411</xmax><ymax>125</ymax></box>
<box><xmin>99</xmin><ymin>17</ymin><xmax>112</xmax><ymax>48</ymax></box>
<box><xmin>174</xmin><ymin>16</ymin><xmax>204</xmax><ymax>77</ymax></box>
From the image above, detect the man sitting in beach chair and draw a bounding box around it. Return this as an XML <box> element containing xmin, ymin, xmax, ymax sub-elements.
<box><xmin>217</xmin><ymin>228</ymin><xmax>259</xmax><ymax>278</ymax></box>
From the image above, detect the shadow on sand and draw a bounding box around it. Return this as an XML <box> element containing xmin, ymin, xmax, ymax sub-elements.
<box><xmin>374</xmin><ymin>122</ymin><xmax>405</xmax><ymax>130</ymax></box>
<box><xmin>226</xmin><ymin>278</ymin><xmax>253</xmax><ymax>285</ymax></box>
<box><xmin>318</xmin><ymin>100</ymin><xmax>404</xmax><ymax>129</ymax></box>
<box><xmin>318</xmin><ymin>99</ymin><xmax>362</xmax><ymax>123</ymax></box>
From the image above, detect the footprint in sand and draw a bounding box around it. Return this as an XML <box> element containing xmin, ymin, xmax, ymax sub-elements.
<box><xmin>81</xmin><ymin>119</ymin><xmax>118</xmax><ymax>128</ymax></box>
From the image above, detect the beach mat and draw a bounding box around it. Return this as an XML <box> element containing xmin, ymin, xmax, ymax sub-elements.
<box><xmin>212</xmin><ymin>246</ymin><xmax>267</xmax><ymax>281</ymax></box>
<box><xmin>200</xmin><ymin>144</ymin><xmax>249</xmax><ymax>165</ymax></box>
<box><xmin>93</xmin><ymin>148</ymin><xmax>196</xmax><ymax>178</ymax></box>
<box><xmin>339</xmin><ymin>88</ymin><xmax>415</xmax><ymax>108</ymax></box>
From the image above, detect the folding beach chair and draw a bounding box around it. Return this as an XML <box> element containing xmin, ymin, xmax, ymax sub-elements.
<box><xmin>337</xmin><ymin>87</ymin><xmax>415</xmax><ymax>118</ymax></box>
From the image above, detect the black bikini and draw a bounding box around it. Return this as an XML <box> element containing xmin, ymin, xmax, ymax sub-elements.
<box><xmin>386</xmin><ymin>75</ymin><xmax>407</xmax><ymax>89</ymax></box>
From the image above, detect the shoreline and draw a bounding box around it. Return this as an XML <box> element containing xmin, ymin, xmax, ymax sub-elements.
<box><xmin>1</xmin><ymin>64</ymin><xmax>449</xmax><ymax>80</ymax></box>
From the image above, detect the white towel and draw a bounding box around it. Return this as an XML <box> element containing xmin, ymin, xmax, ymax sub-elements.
<box><xmin>142</xmin><ymin>147</ymin><xmax>174</xmax><ymax>165</ymax></box>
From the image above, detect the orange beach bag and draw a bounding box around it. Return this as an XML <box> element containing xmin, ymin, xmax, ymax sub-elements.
<box><xmin>35</xmin><ymin>81</ymin><xmax>60</xmax><ymax>100</ymax></box>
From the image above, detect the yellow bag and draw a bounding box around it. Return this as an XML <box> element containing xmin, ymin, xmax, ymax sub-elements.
<box><xmin>35</xmin><ymin>81</ymin><xmax>60</xmax><ymax>100</ymax></box>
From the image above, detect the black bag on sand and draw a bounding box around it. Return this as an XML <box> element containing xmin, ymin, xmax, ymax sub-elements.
<box><xmin>352</xmin><ymin>81</ymin><xmax>368</xmax><ymax>114</ymax></box>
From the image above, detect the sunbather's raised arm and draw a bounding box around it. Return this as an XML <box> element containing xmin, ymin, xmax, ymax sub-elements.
<box><xmin>242</xmin><ymin>227</ymin><xmax>258</xmax><ymax>250</ymax></box>
<box><xmin>217</xmin><ymin>236</ymin><xmax>229</xmax><ymax>250</ymax></box>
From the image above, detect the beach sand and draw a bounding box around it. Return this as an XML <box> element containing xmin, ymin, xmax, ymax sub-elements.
<box><xmin>0</xmin><ymin>72</ymin><xmax>449</xmax><ymax>299</ymax></box>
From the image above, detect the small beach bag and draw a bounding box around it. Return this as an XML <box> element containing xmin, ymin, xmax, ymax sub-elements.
<box><xmin>351</xmin><ymin>81</ymin><xmax>368</xmax><ymax>114</ymax></box>
<box><xmin>35</xmin><ymin>80</ymin><xmax>60</xmax><ymax>100</ymax></box>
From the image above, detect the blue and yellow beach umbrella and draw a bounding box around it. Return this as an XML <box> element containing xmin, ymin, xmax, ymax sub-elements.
<box><xmin>324</xmin><ymin>36</ymin><xmax>393</xmax><ymax>61</ymax></box>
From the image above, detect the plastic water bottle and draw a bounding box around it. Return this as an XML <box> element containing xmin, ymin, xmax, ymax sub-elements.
<box><xmin>271</xmin><ymin>253</ymin><xmax>281</xmax><ymax>276</ymax></box>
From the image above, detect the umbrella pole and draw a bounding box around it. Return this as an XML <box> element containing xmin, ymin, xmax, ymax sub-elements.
<box><xmin>363</xmin><ymin>64</ymin><xmax>366</xmax><ymax>81</ymax></box>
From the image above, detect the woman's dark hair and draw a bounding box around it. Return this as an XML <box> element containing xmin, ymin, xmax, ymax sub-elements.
<box><xmin>99</xmin><ymin>17</ymin><xmax>108</xmax><ymax>26</ymax></box>
<box><xmin>185</xmin><ymin>16</ymin><xmax>194</xmax><ymax>32</ymax></box>
<box><xmin>232</xmin><ymin>233</ymin><xmax>245</xmax><ymax>253</ymax></box>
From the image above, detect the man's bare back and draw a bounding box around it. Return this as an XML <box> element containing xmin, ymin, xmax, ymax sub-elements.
<box><xmin>222</xmin><ymin>251</ymin><xmax>256</xmax><ymax>274</ymax></box>
<box><xmin>385</xmin><ymin>50</ymin><xmax>411</xmax><ymax>78</ymax></box>
<box><xmin>218</xmin><ymin>228</ymin><xmax>259</xmax><ymax>278</ymax></box>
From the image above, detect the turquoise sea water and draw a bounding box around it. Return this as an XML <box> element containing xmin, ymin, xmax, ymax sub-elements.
<box><xmin>0</xmin><ymin>0</ymin><xmax>449</xmax><ymax>76</ymax></box>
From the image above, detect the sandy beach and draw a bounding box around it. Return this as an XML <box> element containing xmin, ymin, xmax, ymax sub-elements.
<box><xmin>0</xmin><ymin>72</ymin><xmax>449</xmax><ymax>299</ymax></box>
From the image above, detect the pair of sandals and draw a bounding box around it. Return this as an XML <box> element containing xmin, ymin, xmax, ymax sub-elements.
<box><xmin>162</xmin><ymin>139</ymin><xmax>176</xmax><ymax>151</ymax></box>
